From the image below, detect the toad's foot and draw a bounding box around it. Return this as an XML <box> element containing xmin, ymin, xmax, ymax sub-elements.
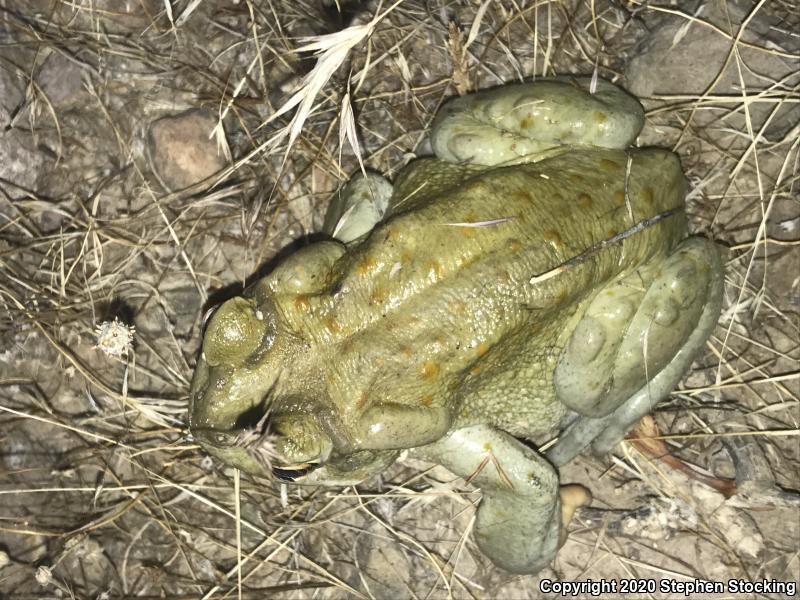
<box><xmin>326</xmin><ymin>79</ymin><xmax>646</xmax><ymax>241</ymax></box>
<box><xmin>410</xmin><ymin>425</ymin><xmax>561</xmax><ymax>574</ymax></box>
<box><xmin>430</xmin><ymin>77</ymin><xmax>644</xmax><ymax>166</ymax></box>
<box><xmin>548</xmin><ymin>237</ymin><xmax>723</xmax><ymax>466</ymax></box>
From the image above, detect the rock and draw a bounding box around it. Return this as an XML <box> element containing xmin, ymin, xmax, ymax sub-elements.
<box><xmin>38</xmin><ymin>52</ymin><xmax>86</xmax><ymax>107</ymax></box>
<box><xmin>25</xmin><ymin>0</ymin><xmax>163</xmax><ymax>32</ymax></box>
<box><xmin>0</xmin><ymin>66</ymin><xmax>44</xmax><ymax>191</ymax></box>
<box><xmin>625</xmin><ymin>0</ymin><xmax>800</xmax><ymax>139</ymax></box>
<box><xmin>148</xmin><ymin>109</ymin><xmax>227</xmax><ymax>192</ymax></box>
<box><xmin>709</xmin><ymin>505</ymin><xmax>764</xmax><ymax>560</ymax></box>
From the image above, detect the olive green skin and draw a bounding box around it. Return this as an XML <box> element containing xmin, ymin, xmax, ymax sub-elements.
<box><xmin>191</xmin><ymin>147</ymin><xmax>687</xmax><ymax>461</ymax></box>
<box><xmin>188</xmin><ymin>78</ymin><xmax>722</xmax><ymax>574</ymax></box>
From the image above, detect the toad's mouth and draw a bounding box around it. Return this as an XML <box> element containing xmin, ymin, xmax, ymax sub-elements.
<box><xmin>272</xmin><ymin>462</ymin><xmax>318</xmax><ymax>482</ymax></box>
<box><xmin>194</xmin><ymin>424</ymin><xmax>322</xmax><ymax>481</ymax></box>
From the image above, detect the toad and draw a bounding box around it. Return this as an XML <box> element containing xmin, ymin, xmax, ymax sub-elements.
<box><xmin>188</xmin><ymin>77</ymin><xmax>723</xmax><ymax>573</ymax></box>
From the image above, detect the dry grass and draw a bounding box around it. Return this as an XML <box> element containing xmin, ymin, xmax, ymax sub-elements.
<box><xmin>0</xmin><ymin>0</ymin><xmax>797</xmax><ymax>598</ymax></box>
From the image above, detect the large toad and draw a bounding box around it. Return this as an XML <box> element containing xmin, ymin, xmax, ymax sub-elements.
<box><xmin>188</xmin><ymin>78</ymin><xmax>723</xmax><ymax>574</ymax></box>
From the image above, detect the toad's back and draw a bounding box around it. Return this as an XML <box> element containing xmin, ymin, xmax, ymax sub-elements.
<box><xmin>280</xmin><ymin>147</ymin><xmax>687</xmax><ymax>429</ymax></box>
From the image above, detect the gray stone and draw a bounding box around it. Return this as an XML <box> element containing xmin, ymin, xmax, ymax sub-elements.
<box><xmin>626</xmin><ymin>0</ymin><xmax>800</xmax><ymax>139</ymax></box>
<box><xmin>148</xmin><ymin>109</ymin><xmax>227</xmax><ymax>192</ymax></box>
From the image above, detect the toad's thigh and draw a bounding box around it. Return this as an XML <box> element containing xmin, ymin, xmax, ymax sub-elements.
<box><xmin>547</xmin><ymin>237</ymin><xmax>723</xmax><ymax>465</ymax></box>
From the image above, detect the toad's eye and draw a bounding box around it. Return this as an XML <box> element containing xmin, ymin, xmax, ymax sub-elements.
<box><xmin>201</xmin><ymin>305</ymin><xmax>219</xmax><ymax>333</ymax></box>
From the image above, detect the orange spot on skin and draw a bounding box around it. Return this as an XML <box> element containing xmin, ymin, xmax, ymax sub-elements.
<box><xmin>520</xmin><ymin>115</ymin><xmax>534</xmax><ymax>129</ymax></box>
<box><xmin>543</xmin><ymin>229</ymin><xmax>564</xmax><ymax>250</ymax></box>
<box><xmin>607</xmin><ymin>228</ymin><xmax>618</xmax><ymax>238</ymax></box>
<box><xmin>642</xmin><ymin>187</ymin><xmax>655</xmax><ymax>205</ymax></box>
<box><xmin>449</xmin><ymin>299</ymin><xmax>467</xmax><ymax>315</ymax></box>
<box><xmin>613</xmin><ymin>190</ymin><xmax>626</xmax><ymax>206</ymax></box>
<box><xmin>293</xmin><ymin>294</ymin><xmax>310</xmax><ymax>310</ymax></box>
<box><xmin>577</xmin><ymin>193</ymin><xmax>593</xmax><ymax>209</ymax></box>
<box><xmin>593</xmin><ymin>111</ymin><xmax>608</xmax><ymax>125</ymax></box>
<box><xmin>401</xmin><ymin>250</ymin><xmax>413</xmax><ymax>265</ymax></box>
<box><xmin>513</xmin><ymin>191</ymin><xmax>532</xmax><ymax>203</ymax></box>
<box><xmin>466</xmin><ymin>181</ymin><xmax>489</xmax><ymax>195</ymax></box>
<box><xmin>600</xmin><ymin>158</ymin><xmax>622</xmax><ymax>172</ymax></box>
<box><xmin>460</xmin><ymin>227</ymin><xmax>476</xmax><ymax>238</ymax></box>
<box><xmin>370</xmin><ymin>288</ymin><xmax>387</xmax><ymax>304</ymax></box>
<box><xmin>421</xmin><ymin>394</ymin><xmax>434</xmax><ymax>407</ymax></box>
<box><xmin>356</xmin><ymin>255</ymin><xmax>377</xmax><ymax>276</ymax></box>
<box><xmin>325</xmin><ymin>316</ymin><xmax>340</xmax><ymax>334</ymax></box>
<box><xmin>425</xmin><ymin>260</ymin><xmax>443</xmax><ymax>281</ymax></box>
<box><xmin>402</xmin><ymin>346</ymin><xmax>414</xmax><ymax>358</ymax></box>
<box><xmin>460</xmin><ymin>253</ymin><xmax>479</xmax><ymax>268</ymax></box>
<box><xmin>421</xmin><ymin>361</ymin><xmax>440</xmax><ymax>380</ymax></box>
<box><xmin>354</xmin><ymin>391</ymin><xmax>370</xmax><ymax>410</ymax></box>
<box><xmin>509</xmin><ymin>239</ymin><xmax>523</xmax><ymax>252</ymax></box>
<box><xmin>470</xmin><ymin>365</ymin><xmax>483</xmax><ymax>376</ymax></box>
<box><xmin>477</xmin><ymin>343</ymin><xmax>489</xmax><ymax>357</ymax></box>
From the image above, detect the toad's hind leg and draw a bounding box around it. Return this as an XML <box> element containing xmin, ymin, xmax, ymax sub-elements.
<box><xmin>411</xmin><ymin>425</ymin><xmax>571</xmax><ymax>574</ymax></box>
<box><xmin>547</xmin><ymin>237</ymin><xmax>723</xmax><ymax>467</ymax></box>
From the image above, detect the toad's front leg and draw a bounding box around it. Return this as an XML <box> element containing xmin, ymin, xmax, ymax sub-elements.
<box><xmin>410</xmin><ymin>425</ymin><xmax>589</xmax><ymax>574</ymax></box>
<box><xmin>353</xmin><ymin>403</ymin><xmax>453</xmax><ymax>450</ymax></box>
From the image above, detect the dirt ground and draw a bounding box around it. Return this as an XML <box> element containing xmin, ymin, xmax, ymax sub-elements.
<box><xmin>0</xmin><ymin>1</ymin><xmax>798</xmax><ymax>598</ymax></box>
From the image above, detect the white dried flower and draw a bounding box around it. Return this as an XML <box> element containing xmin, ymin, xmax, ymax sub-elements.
<box><xmin>375</xmin><ymin>497</ymin><xmax>396</xmax><ymax>525</ymax></box>
<box><xmin>35</xmin><ymin>565</ymin><xmax>52</xmax><ymax>586</ymax></box>
<box><xmin>94</xmin><ymin>318</ymin><xmax>135</xmax><ymax>358</ymax></box>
